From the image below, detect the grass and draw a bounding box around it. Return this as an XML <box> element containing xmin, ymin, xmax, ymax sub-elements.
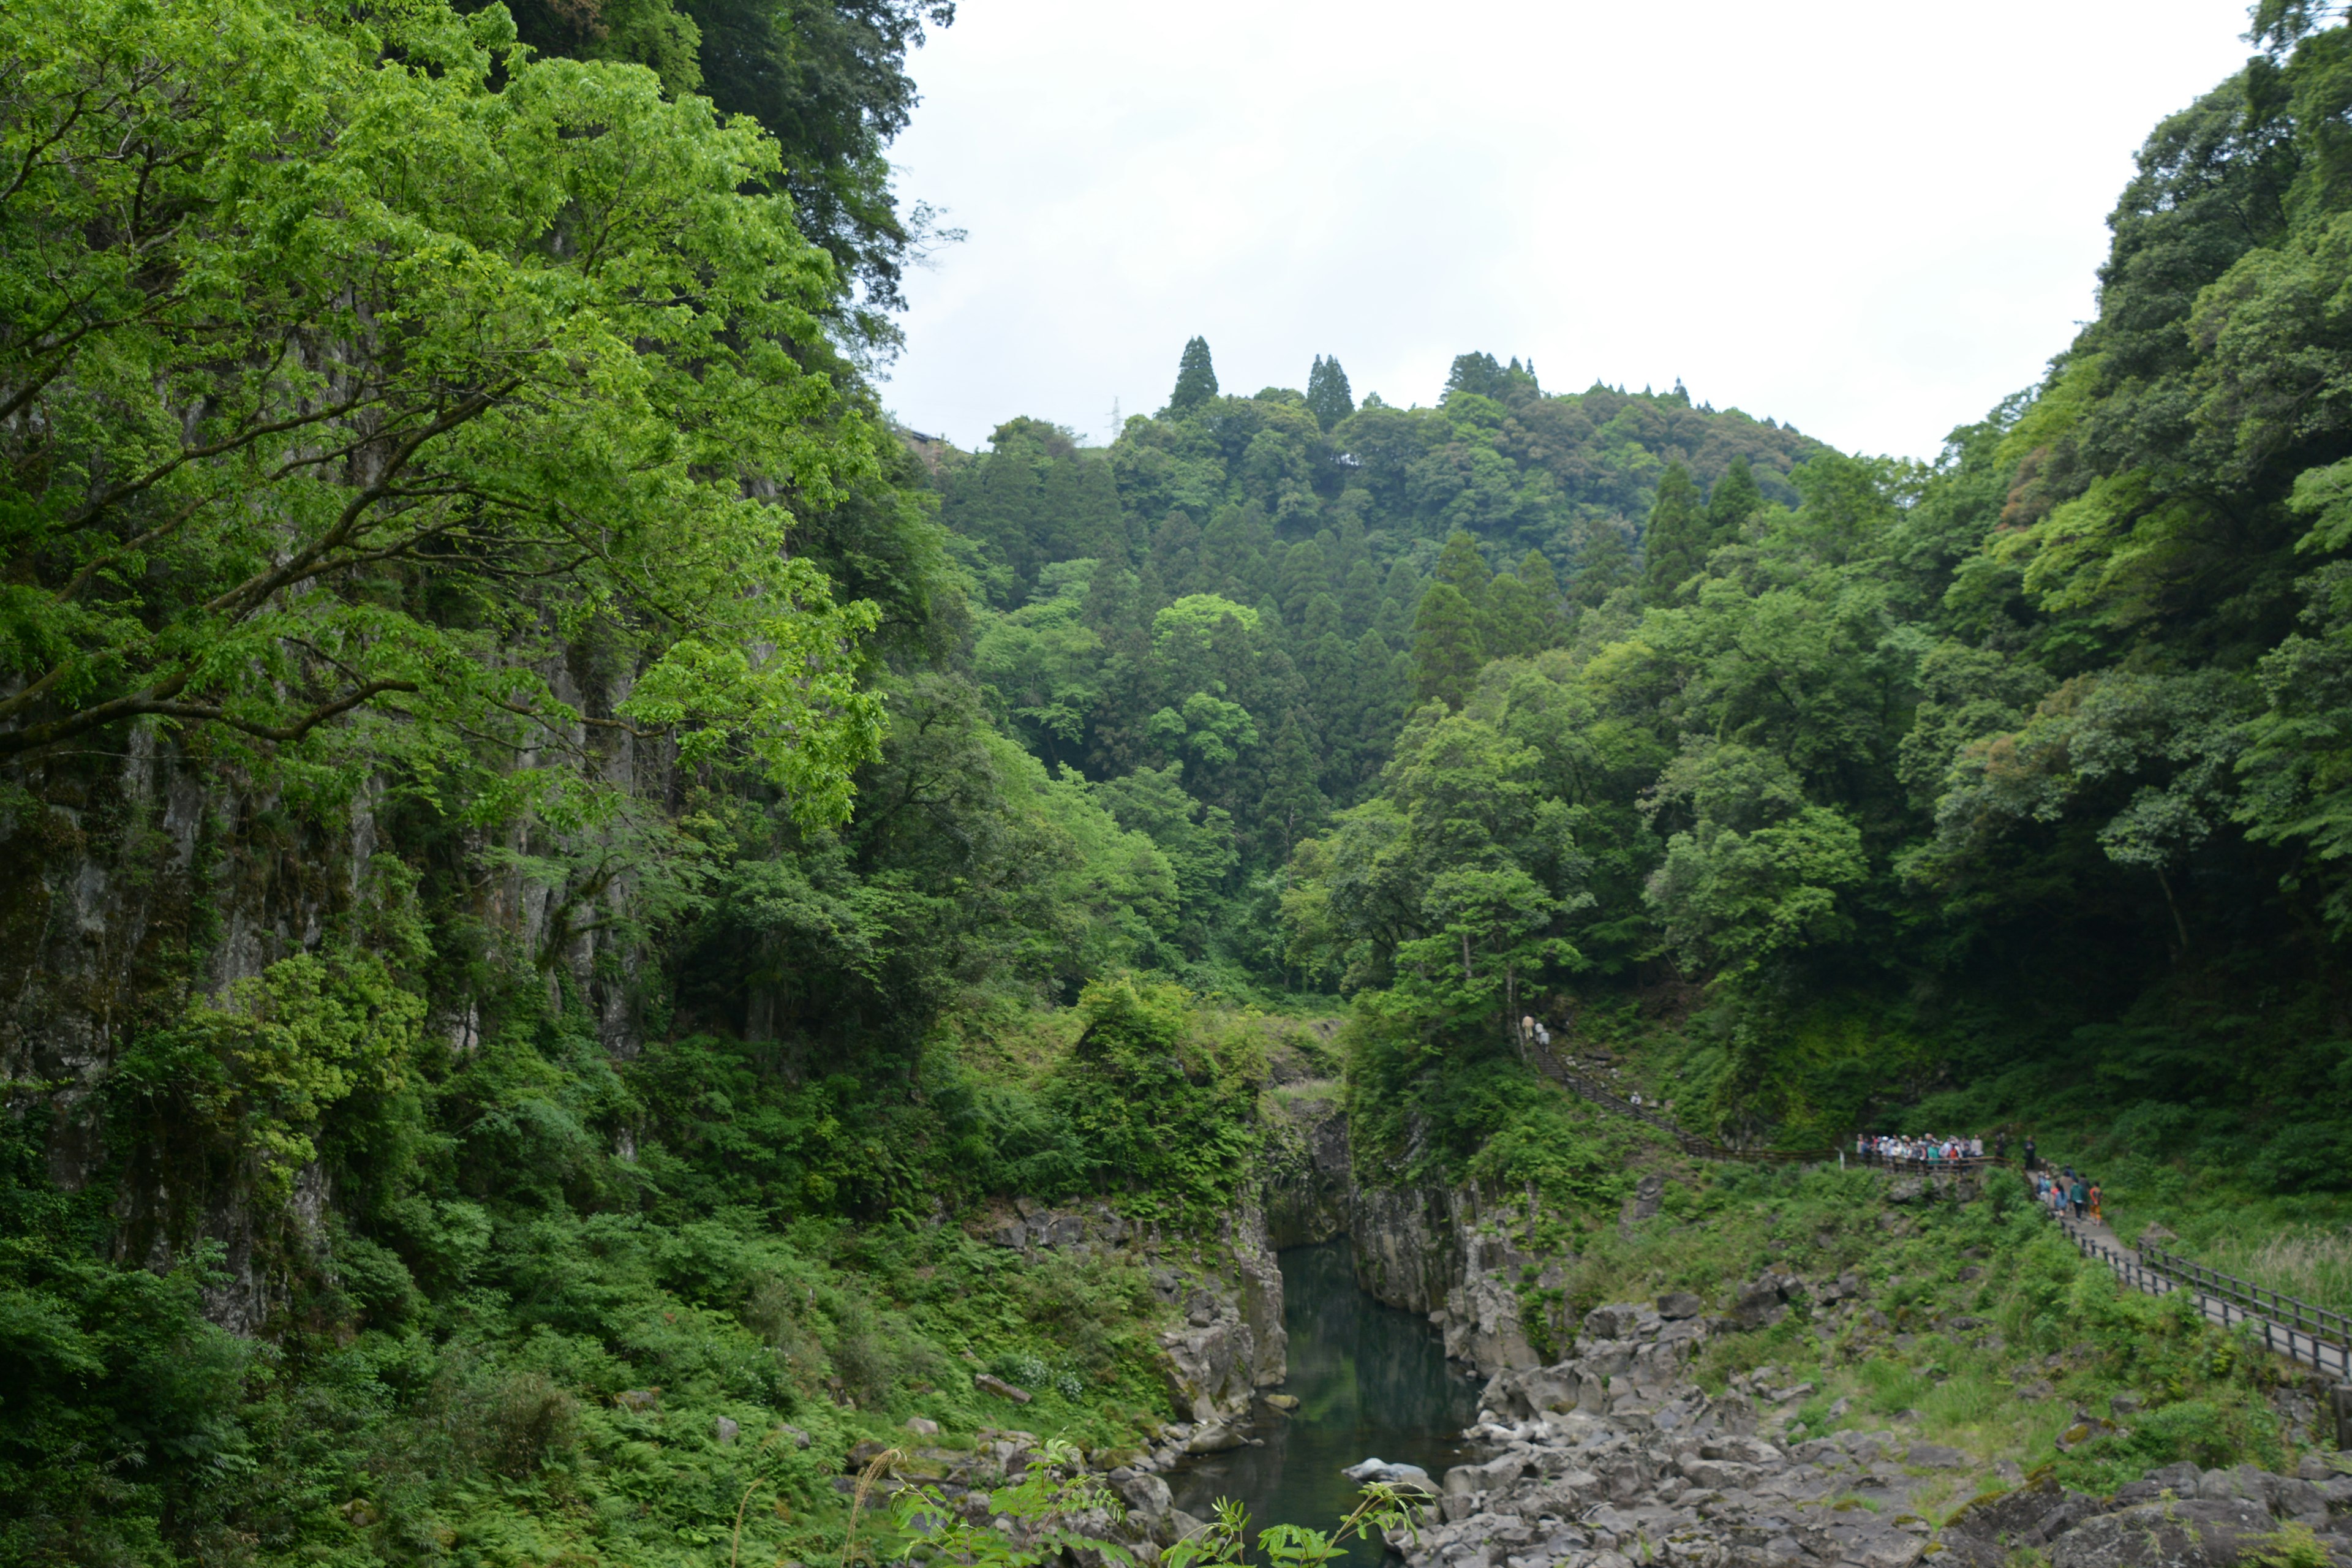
<box><xmin>2198</xmin><ymin>1229</ymin><xmax>2352</xmax><ymax>1317</ymax></box>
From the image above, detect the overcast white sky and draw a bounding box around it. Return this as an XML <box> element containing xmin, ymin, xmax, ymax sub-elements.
<box><xmin>877</xmin><ymin>1</ymin><xmax>2256</xmax><ymax>459</ymax></box>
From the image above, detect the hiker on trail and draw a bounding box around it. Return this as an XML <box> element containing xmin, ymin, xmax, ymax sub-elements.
<box><xmin>2089</xmin><ymin>1182</ymin><xmax>2103</xmax><ymax>1223</ymax></box>
<box><xmin>1995</xmin><ymin>1130</ymin><xmax>2008</xmax><ymax>1163</ymax></box>
<box><xmin>2023</xmin><ymin>1135</ymin><xmax>2037</xmax><ymax>1171</ymax></box>
<box><xmin>2069</xmin><ymin>1175</ymin><xmax>2087</xmax><ymax>1218</ymax></box>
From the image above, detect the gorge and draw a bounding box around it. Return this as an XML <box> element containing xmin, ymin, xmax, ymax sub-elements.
<box><xmin>9</xmin><ymin>0</ymin><xmax>2352</xmax><ymax>1564</ymax></box>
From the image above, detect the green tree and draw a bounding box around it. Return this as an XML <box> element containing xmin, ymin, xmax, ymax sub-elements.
<box><xmin>0</xmin><ymin>0</ymin><xmax>885</xmax><ymax>827</ymax></box>
<box><xmin>1641</xmin><ymin>462</ymin><xmax>1708</xmax><ymax>600</ymax></box>
<box><xmin>1306</xmin><ymin>355</ymin><xmax>1355</xmax><ymax>429</ymax></box>
<box><xmin>1432</xmin><ymin>530</ymin><xmax>1493</xmax><ymax>611</ymax></box>
<box><xmin>1706</xmin><ymin>454</ymin><xmax>1763</xmax><ymax>545</ymax></box>
<box><xmin>1169</xmin><ymin>336</ymin><xmax>1220</xmax><ymax>415</ymax></box>
<box><xmin>497</xmin><ymin>0</ymin><xmax>959</xmax><ymax>344</ymax></box>
<box><xmin>1408</xmin><ymin>584</ymin><xmax>1485</xmax><ymax>711</ymax></box>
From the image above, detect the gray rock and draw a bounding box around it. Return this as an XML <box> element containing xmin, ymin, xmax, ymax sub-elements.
<box><xmin>1656</xmin><ymin>1291</ymin><xmax>1706</xmax><ymax>1320</ymax></box>
<box><xmin>1902</xmin><ymin>1443</ymin><xmax>1970</xmax><ymax>1469</ymax></box>
<box><xmin>1184</xmin><ymin>1424</ymin><xmax>1246</xmax><ymax>1454</ymax></box>
<box><xmin>715</xmin><ymin>1416</ymin><xmax>740</xmax><ymax>1444</ymax></box>
<box><xmin>1583</xmin><ymin>1303</ymin><xmax>1656</xmax><ymax>1341</ymax></box>
<box><xmin>903</xmin><ymin>1415</ymin><xmax>938</xmax><ymax>1438</ymax></box>
<box><xmin>1444</xmin><ymin>1275</ymin><xmax>1542</xmax><ymax>1372</ymax></box>
<box><xmin>1114</xmin><ymin>1471</ymin><xmax>1172</xmax><ymax>1524</ymax></box>
<box><xmin>2046</xmin><ymin>1498</ymin><xmax>2275</xmax><ymax>1568</ymax></box>
<box><xmin>2194</xmin><ymin>1465</ymin><xmax>2266</xmax><ymax>1504</ymax></box>
<box><xmin>974</xmin><ymin>1372</ymin><xmax>1032</xmax><ymax>1404</ymax></box>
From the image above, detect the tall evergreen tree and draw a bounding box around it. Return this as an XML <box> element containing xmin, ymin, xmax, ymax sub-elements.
<box><xmin>1306</xmin><ymin>355</ymin><xmax>1355</xmax><ymax>429</ymax></box>
<box><xmin>1432</xmin><ymin>530</ymin><xmax>1493</xmax><ymax>612</ymax></box>
<box><xmin>1706</xmin><ymin>454</ymin><xmax>1762</xmax><ymax>546</ymax></box>
<box><xmin>1567</xmin><ymin>518</ymin><xmax>1637</xmax><ymax>608</ymax></box>
<box><xmin>1409</xmin><ymin>582</ymin><xmax>1485</xmax><ymax>710</ymax></box>
<box><xmin>1169</xmin><ymin>336</ymin><xmax>1219</xmax><ymax>415</ymax></box>
<box><xmin>1641</xmin><ymin>462</ymin><xmax>1706</xmax><ymax>600</ymax></box>
<box><xmin>1487</xmin><ymin>549</ymin><xmax>1566</xmax><ymax>654</ymax></box>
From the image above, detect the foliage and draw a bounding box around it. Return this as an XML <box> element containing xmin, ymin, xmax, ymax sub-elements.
<box><xmin>0</xmin><ymin>0</ymin><xmax>886</xmax><ymax>830</ymax></box>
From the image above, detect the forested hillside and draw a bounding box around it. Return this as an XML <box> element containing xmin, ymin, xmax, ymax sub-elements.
<box><xmin>6</xmin><ymin>0</ymin><xmax>2352</xmax><ymax>1561</ymax></box>
<box><xmin>929</xmin><ymin>350</ymin><xmax>1820</xmax><ymax>972</ymax></box>
<box><xmin>913</xmin><ymin>19</ymin><xmax>2352</xmax><ymax>1207</ymax></box>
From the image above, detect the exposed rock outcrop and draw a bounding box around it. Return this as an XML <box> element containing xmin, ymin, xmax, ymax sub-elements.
<box><xmin>1385</xmin><ymin>1289</ymin><xmax>2352</xmax><ymax>1568</ymax></box>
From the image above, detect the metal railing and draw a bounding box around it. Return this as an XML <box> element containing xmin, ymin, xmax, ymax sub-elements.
<box><xmin>1526</xmin><ymin>1039</ymin><xmax>2352</xmax><ymax>1382</ymax></box>
<box><xmin>2135</xmin><ymin>1238</ymin><xmax>2352</xmax><ymax>1354</ymax></box>
<box><xmin>2043</xmin><ymin>1198</ymin><xmax>2352</xmax><ymax>1381</ymax></box>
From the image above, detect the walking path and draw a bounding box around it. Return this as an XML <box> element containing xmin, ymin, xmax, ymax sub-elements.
<box><xmin>2048</xmin><ymin>1210</ymin><xmax>2352</xmax><ymax>1381</ymax></box>
<box><xmin>1526</xmin><ymin>1038</ymin><xmax>2352</xmax><ymax>1382</ymax></box>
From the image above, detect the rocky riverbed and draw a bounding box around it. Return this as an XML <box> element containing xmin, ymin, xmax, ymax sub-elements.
<box><xmin>1380</xmin><ymin>1294</ymin><xmax>2352</xmax><ymax>1568</ymax></box>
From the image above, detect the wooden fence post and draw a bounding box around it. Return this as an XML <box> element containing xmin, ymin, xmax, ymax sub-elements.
<box><xmin>2333</xmin><ymin>1384</ymin><xmax>2352</xmax><ymax>1450</ymax></box>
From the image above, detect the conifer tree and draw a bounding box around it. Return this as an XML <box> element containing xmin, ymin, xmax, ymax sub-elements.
<box><xmin>1306</xmin><ymin>355</ymin><xmax>1355</xmax><ymax>429</ymax></box>
<box><xmin>1641</xmin><ymin>462</ymin><xmax>1706</xmax><ymax>600</ymax></box>
<box><xmin>1567</xmin><ymin>519</ymin><xmax>1637</xmax><ymax>608</ymax></box>
<box><xmin>1409</xmin><ymin>582</ymin><xmax>1485</xmax><ymax>710</ymax></box>
<box><xmin>1480</xmin><ymin>553</ymin><xmax>1566</xmax><ymax>659</ymax></box>
<box><xmin>1169</xmin><ymin>336</ymin><xmax>1219</xmax><ymax>415</ymax></box>
<box><xmin>1432</xmin><ymin>531</ymin><xmax>1493</xmax><ymax>612</ymax></box>
<box><xmin>1706</xmin><ymin>454</ymin><xmax>1762</xmax><ymax>546</ymax></box>
<box><xmin>1257</xmin><ymin>709</ymin><xmax>1330</xmax><ymax>861</ymax></box>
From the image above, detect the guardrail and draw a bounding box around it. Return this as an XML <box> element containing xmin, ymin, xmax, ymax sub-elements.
<box><xmin>1525</xmin><ymin>1041</ymin><xmax>2352</xmax><ymax>1384</ymax></box>
<box><xmin>2045</xmin><ymin>1202</ymin><xmax>2352</xmax><ymax>1381</ymax></box>
<box><xmin>2135</xmin><ymin>1238</ymin><xmax>2352</xmax><ymax>1354</ymax></box>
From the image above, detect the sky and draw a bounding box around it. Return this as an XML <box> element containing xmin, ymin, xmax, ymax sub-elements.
<box><xmin>875</xmin><ymin>0</ymin><xmax>2260</xmax><ymax>461</ymax></box>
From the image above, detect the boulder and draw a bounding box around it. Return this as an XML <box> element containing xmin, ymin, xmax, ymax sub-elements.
<box><xmin>1442</xmin><ymin>1275</ymin><xmax>1541</xmax><ymax>1372</ymax></box>
<box><xmin>1656</xmin><ymin>1291</ymin><xmax>1706</xmax><ymax>1320</ymax></box>
<box><xmin>903</xmin><ymin>1416</ymin><xmax>939</xmax><ymax>1438</ymax></box>
<box><xmin>1158</xmin><ymin>1318</ymin><xmax>1257</xmax><ymax>1422</ymax></box>
<box><xmin>1729</xmin><ymin>1277</ymin><xmax>1790</xmax><ymax>1330</ymax></box>
<box><xmin>1479</xmin><ymin>1362</ymin><xmax>1584</xmax><ymax>1420</ymax></box>
<box><xmin>1342</xmin><ymin>1459</ymin><xmax>1436</xmax><ymax>1492</ymax></box>
<box><xmin>974</xmin><ymin>1372</ymin><xmax>1033</xmax><ymax>1404</ymax></box>
<box><xmin>2046</xmin><ymin>1498</ymin><xmax>2275</xmax><ymax>1568</ymax></box>
<box><xmin>1583</xmin><ymin>1303</ymin><xmax>1656</xmax><ymax>1341</ymax></box>
<box><xmin>714</xmin><ymin>1416</ymin><xmax>740</xmax><ymax>1444</ymax></box>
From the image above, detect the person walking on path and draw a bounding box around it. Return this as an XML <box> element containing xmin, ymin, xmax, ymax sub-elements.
<box><xmin>2022</xmin><ymin>1135</ymin><xmax>2037</xmax><ymax>1172</ymax></box>
<box><xmin>1995</xmin><ymin>1130</ymin><xmax>2008</xmax><ymax>1163</ymax></box>
<box><xmin>2069</xmin><ymin>1175</ymin><xmax>2087</xmax><ymax>1219</ymax></box>
<box><xmin>2088</xmin><ymin>1182</ymin><xmax>2103</xmax><ymax>1223</ymax></box>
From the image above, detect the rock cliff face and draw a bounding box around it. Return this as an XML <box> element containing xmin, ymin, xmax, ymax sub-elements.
<box><xmin>1</xmin><ymin>706</ymin><xmax>660</xmax><ymax>1335</ymax></box>
<box><xmin>1267</xmin><ymin>1088</ymin><xmax>1550</xmax><ymax>1377</ymax></box>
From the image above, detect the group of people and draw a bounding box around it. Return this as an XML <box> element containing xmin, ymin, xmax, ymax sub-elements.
<box><xmin>1853</xmin><ymin>1126</ymin><xmax>2108</xmax><ymax>1225</ymax></box>
<box><xmin>2034</xmin><ymin>1167</ymin><xmax>2102</xmax><ymax>1223</ymax></box>
<box><xmin>1858</xmin><ymin>1133</ymin><xmax>1985</xmax><ymax>1163</ymax></box>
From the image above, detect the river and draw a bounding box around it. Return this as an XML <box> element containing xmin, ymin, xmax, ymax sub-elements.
<box><xmin>1167</xmin><ymin>1240</ymin><xmax>1484</xmax><ymax>1565</ymax></box>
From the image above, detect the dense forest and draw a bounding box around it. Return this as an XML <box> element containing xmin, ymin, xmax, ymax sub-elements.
<box><xmin>5</xmin><ymin>0</ymin><xmax>2352</xmax><ymax>1562</ymax></box>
